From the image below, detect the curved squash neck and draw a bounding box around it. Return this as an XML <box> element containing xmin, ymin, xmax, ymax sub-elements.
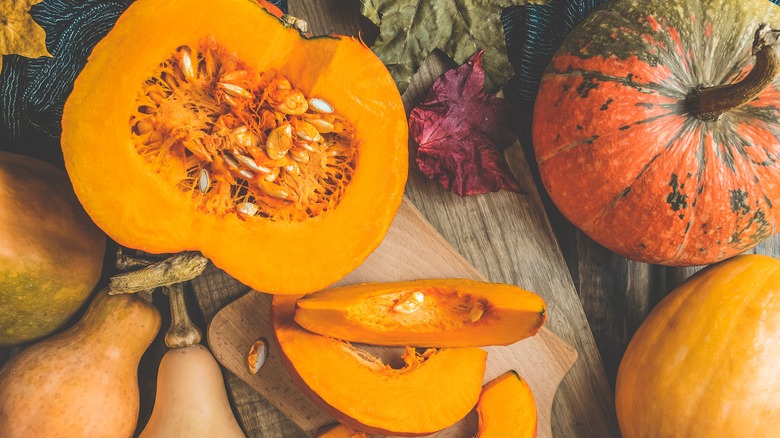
<box><xmin>686</xmin><ymin>24</ymin><xmax>780</xmax><ymax>121</ymax></box>
<box><xmin>164</xmin><ymin>282</ymin><xmax>202</xmax><ymax>349</ymax></box>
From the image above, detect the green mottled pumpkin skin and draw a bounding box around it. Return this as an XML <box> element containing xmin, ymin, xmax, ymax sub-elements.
<box><xmin>533</xmin><ymin>0</ymin><xmax>780</xmax><ymax>265</ymax></box>
<box><xmin>0</xmin><ymin>152</ymin><xmax>106</xmax><ymax>346</ymax></box>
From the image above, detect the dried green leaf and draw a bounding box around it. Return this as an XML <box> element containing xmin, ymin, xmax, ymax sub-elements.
<box><xmin>0</xmin><ymin>0</ymin><xmax>51</xmax><ymax>73</ymax></box>
<box><xmin>361</xmin><ymin>0</ymin><xmax>550</xmax><ymax>93</ymax></box>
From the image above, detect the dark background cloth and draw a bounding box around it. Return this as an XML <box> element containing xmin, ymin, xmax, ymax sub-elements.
<box><xmin>0</xmin><ymin>0</ymin><xmax>287</xmax><ymax>166</ymax></box>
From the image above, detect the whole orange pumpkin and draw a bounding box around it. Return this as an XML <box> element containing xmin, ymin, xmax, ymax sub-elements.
<box><xmin>615</xmin><ymin>254</ymin><xmax>780</xmax><ymax>437</ymax></box>
<box><xmin>533</xmin><ymin>0</ymin><xmax>780</xmax><ymax>265</ymax></box>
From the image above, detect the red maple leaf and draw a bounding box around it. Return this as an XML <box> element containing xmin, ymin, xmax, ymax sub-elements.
<box><xmin>409</xmin><ymin>50</ymin><xmax>522</xmax><ymax>196</ymax></box>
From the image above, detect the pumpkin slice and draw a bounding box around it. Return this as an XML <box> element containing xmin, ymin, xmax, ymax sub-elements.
<box><xmin>316</xmin><ymin>424</ymin><xmax>368</xmax><ymax>438</ymax></box>
<box><xmin>476</xmin><ymin>371</ymin><xmax>537</xmax><ymax>438</ymax></box>
<box><xmin>294</xmin><ymin>279</ymin><xmax>546</xmax><ymax>347</ymax></box>
<box><xmin>273</xmin><ymin>295</ymin><xmax>487</xmax><ymax>436</ymax></box>
<box><xmin>61</xmin><ymin>0</ymin><xmax>407</xmax><ymax>294</ymax></box>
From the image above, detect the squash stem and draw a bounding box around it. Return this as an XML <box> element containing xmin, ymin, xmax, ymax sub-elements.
<box><xmin>164</xmin><ymin>282</ymin><xmax>202</xmax><ymax>349</ymax></box>
<box><xmin>686</xmin><ymin>24</ymin><xmax>780</xmax><ymax>121</ymax></box>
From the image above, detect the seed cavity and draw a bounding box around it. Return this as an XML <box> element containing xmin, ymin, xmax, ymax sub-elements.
<box><xmin>130</xmin><ymin>40</ymin><xmax>358</xmax><ymax>222</ymax></box>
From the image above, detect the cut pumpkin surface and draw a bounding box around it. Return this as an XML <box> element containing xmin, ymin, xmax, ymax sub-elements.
<box><xmin>294</xmin><ymin>279</ymin><xmax>546</xmax><ymax>347</ymax></box>
<box><xmin>61</xmin><ymin>0</ymin><xmax>407</xmax><ymax>295</ymax></box>
<box><xmin>476</xmin><ymin>371</ymin><xmax>537</xmax><ymax>438</ymax></box>
<box><xmin>272</xmin><ymin>295</ymin><xmax>487</xmax><ymax>436</ymax></box>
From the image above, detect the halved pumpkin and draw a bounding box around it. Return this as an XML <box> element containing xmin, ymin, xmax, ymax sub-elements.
<box><xmin>476</xmin><ymin>371</ymin><xmax>537</xmax><ymax>438</ymax></box>
<box><xmin>294</xmin><ymin>279</ymin><xmax>546</xmax><ymax>347</ymax></box>
<box><xmin>61</xmin><ymin>0</ymin><xmax>408</xmax><ymax>294</ymax></box>
<box><xmin>273</xmin><ymin>295</ymin><xmax>487</xmax><ymax>436</ymax></box>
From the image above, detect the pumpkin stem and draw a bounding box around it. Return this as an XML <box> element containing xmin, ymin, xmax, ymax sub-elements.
<box><xmin>164</xmin><ymin>282</ymin><xmax>202</xmax><ymax>349</ymax></box>
<box><xmin>686</xmin><ymin>24</ymin><xmax>780</xmax><ymax>121</ymax></box>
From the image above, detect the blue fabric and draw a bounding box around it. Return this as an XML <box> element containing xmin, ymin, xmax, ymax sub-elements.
<box><xmin>0</xmin><ymin>0</ymin><xmax>287</xmax><ymax>166</ymax></box>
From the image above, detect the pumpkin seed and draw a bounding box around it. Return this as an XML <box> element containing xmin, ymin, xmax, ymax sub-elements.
<box><xmin>264</xmin><ymin>167</ymin><xmax>279</xmax><ymax>182</ymax></box>
<box><xmin>234</xmin><ymin>152</ymin><xmax>271</xmax><ymax>174</ymax></box>
<box><xmin>470</xmin><ymin>302</ymin><xmax>484</xmax><ymax>323</ymax></box>
<box><xmin>308</xmin><ymin>97</ymin><xmax>333</xmax><ymax>114</ymax></box>
<box><xmin>177</xmin><ymin>46</ymin><xmax>196</xmax><ymax>81</ymax></box>
<box><xmin>223</xmin><ymin>153</ymin><xmax>239</xmax><ymax>169</ymax></box>
<box><xmin>259</xmin><ymin>181</ymin><xmax>292</xmax><ymax>200</ymax></box>
<box><xmin>393</xmin><ymin>291</ymin><xmax>424</xmax><ymax>314</ymax></box>
<box><xmin>306</xmin><ymin>117</ymin><xmax>335</xmax><ymax>134</ymax></box>
<box><xmin>247</xmin><ymin>338</ymin><xmax>268</xmax><ymax>374</ymax></box>
<box><xmin>220</xmin><ymin>69</ymin><xmax>250</xmax><ymax>84</ymax></box>
<box><xmin>148</xmin><ymin>91</ymin><xmax>166</xmax><ymax>104</ymax></box>
<box><xmin>218</xmin><ymin>82</ymin><xmax>252</xmax><ymax>99</ymax></box>
<box><xmin>238</xmin><ymin>169</ymin><xmax>255</xmax><ymax>180</ymax></box>
<box><xmin>289</xmin><ymin>148</ymin><xmax>310</xmax><ymax>163</ymax></box>
<box><xmin>197</xmin><ymin>169</ymin><xmax>210</xmax><ymax>193</ymax></box>
<box><xmin>275</xmin><ymin>89</ymin><xmax>308</xmax><ymax>115</ymax></box>
<box><xmin>237</xmin><ymin>202</ymin><xmax>259</xmax><ymax>216</ymax></box>
<box><xmin>161</xmin><ymin>71</ymin><xmax>178</xmax><ymax>90</ymax></box>
<box><xmin>134</xmin><ymin>119</ymin><xmax>153</xmax><ymax>135</ymax></box>
<box><xmin>295</xmin><ymin>120</ymin><xmax>323</xmax><ymax>142</ymax></box>
<box><xmin>266</xmin><ymin>123</ymin><xmax>292</xmax><ymax>160</ymax></box>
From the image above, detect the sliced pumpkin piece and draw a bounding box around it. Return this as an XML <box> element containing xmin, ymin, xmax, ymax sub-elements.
<box><xmin>294</xmin><ymin>279</ymin><xmax>546</xmax><ymax>347</ymax></box>
<box><xmin>273</xmin><ymin>295</ymin><xmax>487</xmax><ymax>436</ymax></box>
<box><xmin>61</xmin><ymin>0</ymin><xmax>407</xmax><ymax>294</ymax></box>
<box><xmin>316</xmin><ymin>423</ymin><xmax>368</xmax><ymax>438</ymax></box>
<box><xmin>476</xmin><ymin>371</ymin><xmax>537</xmax><ymax>438</ymax></box>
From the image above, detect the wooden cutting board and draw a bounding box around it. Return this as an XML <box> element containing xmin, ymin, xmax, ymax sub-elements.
<box><xmin>208</xmin><ymin>199</ymin><xmax>577</xmax><ymax>437</ymax></box>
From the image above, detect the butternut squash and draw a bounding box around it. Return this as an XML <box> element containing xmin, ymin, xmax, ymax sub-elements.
<box><xmin>140</xmin><ymin>283</ymin><xmax>244</xmax><ymax>437</ymax></box>
<box><xmin>0</xmin><ymin>289</ymin><xmax>161</xmax><ymax>438</ymax></box>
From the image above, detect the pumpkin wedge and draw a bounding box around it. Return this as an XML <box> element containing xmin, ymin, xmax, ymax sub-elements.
<box><xmin>294</xmin><ymin>279</ymin><xmax>546</xmax><ymax>347</ymax></box>
<box><xmin>476</xmin><ymin>371</ymin><xmax>537</xmax><ymax>438</ymax></box>
<box><xmin>61</xmin><ymin>0</ymin><xmax>407</xmax><ymax>294</ymax></box>
<box><xmin>273</xmin><ymin>295</ymin><xmax>487</xmax><ymax>436</ymax></box>
<box><xmin>316</xmin><ymin>424</ymin><xmax>368</xmax><ymax>438</ymax></box>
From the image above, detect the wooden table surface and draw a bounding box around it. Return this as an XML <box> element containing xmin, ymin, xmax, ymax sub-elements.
<box><xmin>2</xmin><ymin>1</ymin><xmax>779</xmax><ymax>437</ymax></box>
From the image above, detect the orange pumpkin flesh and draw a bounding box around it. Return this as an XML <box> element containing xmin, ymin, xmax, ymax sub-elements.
<box><xmin>476</xmin><ymin>371</ymin><xmax>537</xmax><ymax>438</ymax></box>
<box><xmin>273</xmin><ymin>295</ymin><xmax>487</xmax><ymax>436</ymax></box>
<box><xmin>616</xmin><ymin>254</ymin><xmax>780</xmax><ymax>437</ymax></box>
<box><xmin>61</xmin><ymin>0</ymin><xmax>407</xmax><ymax>294</ymax></box>
<box><xmin>294</xmin><ymin>279</ymin><xmax>546</xmax><ymax>347</ymax></box>
<box><xmin>316</xmin><ymin>424</ymin><xmax>368</xmax><ymax>438</ymax></box>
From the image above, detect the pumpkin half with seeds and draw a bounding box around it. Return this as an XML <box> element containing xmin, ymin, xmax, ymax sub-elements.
<box><xmin>61</xmin><ymin>0</ymin><xmax>408</xmax><ymax>293</ymax></box>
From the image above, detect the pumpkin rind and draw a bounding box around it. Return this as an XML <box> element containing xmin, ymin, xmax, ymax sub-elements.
<box><xmin>476</xmin><ymin>371</ymin><xmax>537</xmax><ymax>438</ymax></box>
<box><xmin>273</xmin><ymin>295</ymin><xmax>487</xmax><ymax>436</ymax></box>
<box><xmin>615</xmin><ymin>254</ymin><xmax>780</xmax><ymax>437</ymax></box>
<box><xmin>0</xmin><ymin>152</ymin><xmax>105</xmax><ymax>346</ymax></box>
<box><xmin>294</xmin><ymin>279</ymin><xmax>546</xmax><ymax>347</ymax></box>
<box><xmin>533</xmin><ymin>0</ymin><xmax>780</xmax><ymax>265</ymax></box>
<box><xmin>61</xmin><ymin>0</ymin><xmax>407</xmax><ymax>294</ymax></box>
